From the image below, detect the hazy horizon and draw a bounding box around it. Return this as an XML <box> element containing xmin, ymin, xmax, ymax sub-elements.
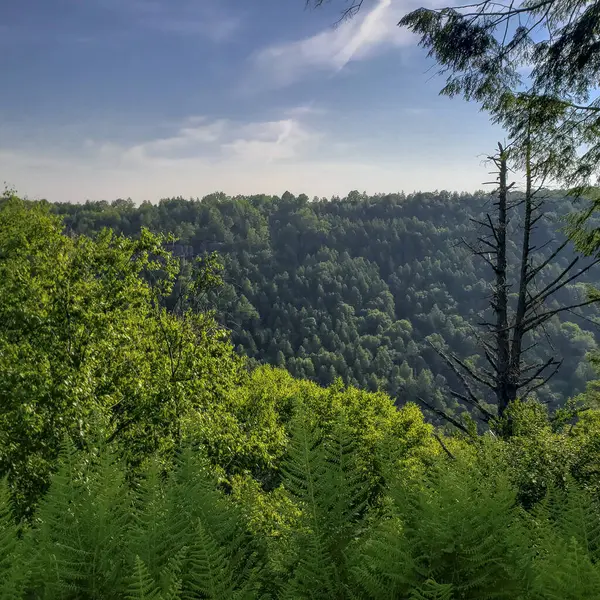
<box><xmin>2</xmin><ymin>0</ymin><xmax>506</xmax><ymax>203</ymax></box>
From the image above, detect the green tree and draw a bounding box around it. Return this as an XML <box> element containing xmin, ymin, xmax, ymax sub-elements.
<box><xmin>0</xmin><ymin>197</ymin><xmax>243</xmax><ymax>517</ymax></box>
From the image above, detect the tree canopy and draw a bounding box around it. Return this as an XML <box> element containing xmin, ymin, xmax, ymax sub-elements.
<box><xmin>36</xmin><ymin>189</ymin><xmax>600</xmax><ymax>432</ymax></box>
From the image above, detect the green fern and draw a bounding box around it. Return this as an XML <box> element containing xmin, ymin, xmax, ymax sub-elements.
<box><xmin>385</xmin><ymin>458</ymin><xmax>523</xmax><ymax>599</ymax></box>
<box><xmin>17</xmin><ymin>441</ymin><xmax>132</xmax><ymax>599</ymax></box>
<box><xmin>25</xmin><ymin>439</ymin><xmax>92</xmax><ymax>598</ymax></box>
<box><xmin>182</xmin><ymin>517</ymin><xmax>242</xmax><ymax>599</ymax></box>
<box><xmin>0</xmin><ymin>479</ymin><xmax>17</xmax><ymax>580</ymax></box>
<box><xmin>551</xmin><ymin>481</ymin><xmax>600</xmax><ymax>562</ymax></box>
<box><xmin>409</xmin><ymin>579</ymin><xmax>454</xmax><ymax>600</ymax></box>
<box><xmin>76</xmin><ymin>446</ymin><xmax>132</xmax><ymax>598</ymax></box>
<box><xmin>278</xmin><ymin>409</ymin><xmax>369</xmax><ymax>599</ymax></box>
<box><xmin>159</xmin><ymin>547</ymin><xmax>186</xmax><ymax>600</ymax></box>
<box><xmin>126</xmin><ymin>460</ymin><xmax>173</xmax><ymax>585</ymax></box>
<box><xmin>127</xmin><ymin>556</ymin><xmax>164</xmax><ymax>600</ymax></box>
<box><xmin>531</xmin><ymin>535</ymin><xmax>600</xmax><ymax>599</ymax></box>
<box><xmin>349</xmin><ymin>516</ymin><xmax>414</xmax><ymax>599</ymax></box>
<box><xmin>0</xmin><ymin>477</ymin><xmax>25</xmax><ymax>600</ymax></box>
<box><xmin>158</xmin><ymin>446</ymin><xmax>260</xmax><ymax>599</ymax></box>
<box><xmin>321</xmin><ymin>418</ymin><xmax>369</xmax><ymax>542</ymax></box>
<box><xmin>4</xmin><ymin>411</ymin><xmax>600</xmax><ymax>600</ymax></box>
<box><xmin>280</xmin><ymin>533</ymin><xmax>337</xmax><ymax>600</ymax></box>
<box><xmin>522</xmin><ymin>482</ymin><xmax>600</xmax><ymax>599</ymax></box>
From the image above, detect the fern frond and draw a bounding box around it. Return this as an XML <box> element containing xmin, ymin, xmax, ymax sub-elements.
<box><xmin>127</xmin><ymin>459</ymin><xmax>173</xmax><ymax>583</ymax></box>
<box><xmin>127</xmin><ymin>555</ymin><xmax>164</xmax><ymax>600</ymax></box>
<box><xmin>522</xmin><ymin>482</ymin><xmax>600</xmax><ymax>599</ymax></box>
<box><xmin>160</xmin><ymin>547</ymin><xmax>186</xmax><ymax>600</ymax></box>
<box><xmin>321</xmin><ymin>418</ymin><xmax>369</xmax><ymax>541</ymax></box>
<box><xmin>554</xmin><ymin>481</ymin><xmax>600</xmax><ymax>562</ymax></box>
<box><xmin>183</xmin><ymin>518</ymin><xmax>240</xmax><ymax>599</ymax></box>
<box><xmin>0</xmin><ymin>478</ymin><xmax>17</xmax><ymax>581</ymax></box>
<box><xmin>27</xmin><ymin>438</ymin><xmax>91</xmax><ymax>597</ymax></box>
<box><xmin>169</xmin><ymin>447</ymin><xmax>260</xmax><ymax>599</ymax></box>
<box><xmin>279</xmin><ymin>532</ymin><xmax>336</xmax><ymax>600</ymax></box>
<box><xmin>410</xmin><ymin>579</ymin><xmax>454</xmax><ymax>600</ymax></box>
<box><xmin>532</xmin><ymin>535</ymin><xmax>600</xmax><ymax>599</ymax></box>
<box><xmin>0</xmin><ymin>478</ymin><xmax>25</xmax><ymax>600</ymax></box>
<box><xmin>279</xmin><ymin>411</ymin><xmax>372</xmax><ymax>599</ymax></box>
<box><xmin>386</xmin><ymin>458</ymin><xmax>523</xmax><ymax>599</ymax></box>
<box><xmin>349</xmin><ymin>516</ymin><xmax>414</xmax><ymax>599</ymax></box>
<box><xmin>280</xmin><ymin>411</ymin><xmax>327</xmax><ymax>534</ymax></box>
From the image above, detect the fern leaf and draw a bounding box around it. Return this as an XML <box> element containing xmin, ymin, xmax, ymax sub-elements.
<box><xmin>127</xmin><ymin>555</ymin><xmax>164</xmax><ymax>600</ymax></box>
<box><xmin>160</xmin><ymin>547</ymin><xmax>186</xmax><ymax>600</ymax></box>
<box><xmin>349</xmin><ymin>516</ymin><xmax>414</xmax><ymax>599</ymax></box>
<box><xmin>183</xmin><ymin>517</ymin><xmax>238</xmax><ymax>599</ymax></box>
<box><xmin>0</xmin><ymin>479</ymin><xmax>17</xmax><ymax>582</ymax></box>
<box><xmin>0</xmin><ymin>478</ymin><xmax>26</xmax><ymax>600</ymax></box>
<box><xmin>28</xmin><ymin>438</ymin><xmax>91</xmax><ymax>596</ymax></box>
<box><xmin>410</xmin><ymin>579</ymin><xmax>454</xmax><ymax>600</ymax></box>
<box><xmin>169</xmin><ymin>447</ymin><xmax>260</xmax><ymax>599</ymax></box>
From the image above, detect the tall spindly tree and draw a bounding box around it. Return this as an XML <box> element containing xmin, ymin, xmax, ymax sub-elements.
<box><xmin>306</xmin><ymin>0</ymin><xmax>600</xmax><ymax>432</ymax></box>
<box><xmin>425</xmin><ymin>138</ymin><xmax>600</xmax><ymax>437</ymax></box>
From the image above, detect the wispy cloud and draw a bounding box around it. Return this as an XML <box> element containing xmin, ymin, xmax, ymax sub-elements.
<box><xmin>2</xmin><ymin>141</ymin><xmax>491</xmax><ymax>204</ymax></box>
<box><xmin>249</xmin><ymin>0</ymin><xmax>420</xmax><ymax>88</ymax></box>
<box><xmin>79</xmin><ymin>111</ymin><xmax>322</xmax><ymax>170</ymax></box>
<box><xmin>0</xmin><ymin>110</ymin><xmax>331</xmax><ymax>201</ymax></box>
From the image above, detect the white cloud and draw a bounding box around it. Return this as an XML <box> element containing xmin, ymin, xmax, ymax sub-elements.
<box><xmin>250</xmin><ymin>0</ymin><xmax>420</xmax><ymax>88</ymax></box>
<box><xmin>18</xmin><ymin>112</ymin><xmax>324</xmax><ymax>179</ymax></box>
<box><xmin>223</xmin><ymin>119</ymin><xmax>322</xmax><ymax>163</ymax></box>
<box><xmin>1</xmin><ymin>102</ymin><xmax>500</xmax><ymax>203</ymax></box>
<box><xmin>124</xmin><ymin>118</ymin><xmax>228</xmax><ymax>161</ymax></box>
<box><xmin>1</xmin><ymin>145</ymin><xmax>493</xmax><ymax>204</ymax></box>
<box><xmin>1</xmin><ymin>117</ymin><xmax>495</xmax><ymax>204</ymax></box>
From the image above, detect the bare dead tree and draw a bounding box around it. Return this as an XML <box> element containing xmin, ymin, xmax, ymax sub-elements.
<box><xmin>430</xmin><ymin>137</ymin><xmax>600</xmax><ymax>437</ymax></box>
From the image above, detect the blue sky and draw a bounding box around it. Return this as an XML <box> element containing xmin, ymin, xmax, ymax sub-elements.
<box><xmin>1</xmin><ymin>0</ymin><xmax>505</xmax><ymax>202</ymax></box>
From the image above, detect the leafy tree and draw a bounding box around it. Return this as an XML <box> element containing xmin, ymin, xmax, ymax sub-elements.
<box><xmin>0</xmin><ymin>196</ymin><xmax>243</xmax><ymax>517</ymax></box>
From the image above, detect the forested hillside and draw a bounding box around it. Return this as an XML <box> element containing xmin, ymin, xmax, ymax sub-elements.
<box><xmin>49</xmin><ymin>189</ymin><xmax>600</xmax><ymax>416</ymax></box>
<box><xmin>3</xmin><ymin>195</ymin><xmax>600</xmax><ymax>600</ymax></box>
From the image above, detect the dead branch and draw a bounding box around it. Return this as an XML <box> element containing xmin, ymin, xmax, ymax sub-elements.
<box><xmin>417</xmin><ymin>396</ymin><xmax>476</xmax><ymax>439</ymax></box>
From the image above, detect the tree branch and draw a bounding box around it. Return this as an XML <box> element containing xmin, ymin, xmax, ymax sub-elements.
<box><xmin>518</xmin><ymin>356</ymin><xmax>557</xmax><ymax>387</ymax></box>
<box><xmin>434</xmin><ymin>433</ymin><xmax>456</xmax><ymax>460</ymax></box>
<box><xmin>417</xmin><ymin>396</ymin><xmax>476</xmax><ymax>439</ymax></box>
<box><xmin>522</xmin><ymin>359</ymin><xmax>563</xmax><ymax>397</ymax></box>
<box><xmin>523</xmin><ymin>298</ymin><xmax>600</xmax><ymax>333</ymax></box>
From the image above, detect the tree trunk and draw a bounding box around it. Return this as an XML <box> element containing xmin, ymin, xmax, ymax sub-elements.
<box><xmin>494</xmin><ymin>145</ymin><xmax>511</xmax><ymax>421</ymax></box>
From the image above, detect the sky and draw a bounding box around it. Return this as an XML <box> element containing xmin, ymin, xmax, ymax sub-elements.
<box><xmin>0</xmin><ymin>0</ymin><xmax>506</xmax><ymax>203</ymax></box>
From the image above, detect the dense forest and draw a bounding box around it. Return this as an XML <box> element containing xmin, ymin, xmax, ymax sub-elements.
<box><xmin>3</xmin><ymin>194</ymin><xmax>600</xmax><ymax>598</ymax></box>
<box><xmin>49</xmin><ymin>189</ymin><xmax>600</xmax><ymax>420</ymax></box>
